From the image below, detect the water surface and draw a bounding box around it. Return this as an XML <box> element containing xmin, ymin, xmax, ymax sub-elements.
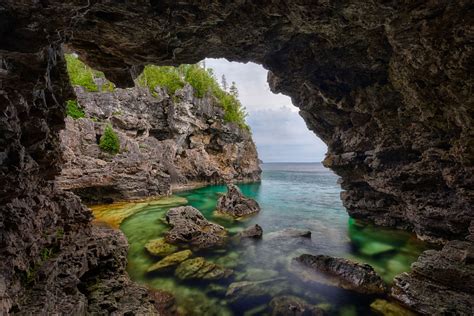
<box><xmin>96</xmin><ymin>163</ymin><xmax>428</xmax><ymax>315</ymax></box>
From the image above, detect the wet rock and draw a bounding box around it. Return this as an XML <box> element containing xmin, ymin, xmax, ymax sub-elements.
<box><xmin>391</xmin><ymin>240</ymin><xmax>474</xmax><ymax>315</ymax></box>
<box><xmin>175</xmin><ymin>257</ymin><xmax>233</xmax><ymax>281</ymax></box>
<box><xmin>291</xmin><ymin>254</ymin><xmax>387</xmax><ymax>294</ymax></box>
<box><xmin>238</xmin><ymin>224</ymin><xmax>263</xmax><ymax>239</ymax></box>
<box><xmin>225</xmin><ymin>278</ymin><xmax>288</xmax><ymax>306</ymax></box>
<box><xmin>145</xmin><ymin>238</ymin><xmax>179</xmax><ymax>257</ymax></box>
<box><xmin>165</xmin><ymin>206</ymin><xmax>227</xmax><ymax>250</ymax></box>
<box><xmin>150</xmin><ymin>289</ymin><xmax>179</xmax><ymax>316</ymax></box>
<box><xmin>147</xmin><ymin>250</ymin><xmax>193</xmax><ymax>273</ymax></box>
<box><xmin>269</xmin><ymin>295</ymin><xmax>324</xmax><ymax>316</ymax></box>
<box><xmin>370</xmin><ymin>299</ymin><xmax>416</xmax><ymax>316</ymax></box>
<box><xmin>216</xmin><ymin>184</ymin><xmax>261</xmax><ymax>217</ymax></box>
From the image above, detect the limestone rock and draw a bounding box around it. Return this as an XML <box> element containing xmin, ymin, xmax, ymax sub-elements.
<box><xmin>147</xmin><ymin>250</ymin><xmax>193</xmax><ymax>273</ymax></box>
<box><xmin>269</xmin><ymin>296</ymin><xmax>324</xmax><ymax>316</ymax></box>
<box><xmin>175</xmin><ymin>257</ymin><xmax>233</xmax><ymax>281</ymax></box>
<box><xmin>145</xmin><ymin>238</ymin><xmax>179</xmax><ymax>257</ymax></box>
<box><xmin>238</xmin><ymin>224</ymin><xmax>263</xmax><ymax>239</ymax></box>
<box><xmin>216</xmin><ymin>184</ymin><xmax>261</xmax><ymax>217</ymax></box>
<box><xmin>165</xmin><ymin>206</ymin><xmax>227</xmax><ymax>250</ymax></box>
<box><xmin>291</xmin><ymin>254</ymin><xmax>387</xmax><ymax>294</ymax></box>
<box><xmin>391</xmin><ymin>240</ymin><xmax>474</xmax><ymax>315</ymax></box>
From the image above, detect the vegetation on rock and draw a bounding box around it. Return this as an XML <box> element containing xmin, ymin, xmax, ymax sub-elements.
<box><xmin>65</xmin><ymin>100</ymin><xmax>85</xmax><ymax>119</ymax></box>
<box><xmin>65</xmin><ymin>54</ymin><xmax>114</xmax><ymax>92</ymax></box>
<box><xmin>99</xmin><ymin>125</ymin><xmax>120</xmax><ymax>154</ymax></box>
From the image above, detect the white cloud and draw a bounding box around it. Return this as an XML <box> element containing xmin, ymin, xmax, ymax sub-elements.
<box><xmin>204</xmin><ymin>58</ymin><xmax>327</xmax><ymax>162</ymax></box>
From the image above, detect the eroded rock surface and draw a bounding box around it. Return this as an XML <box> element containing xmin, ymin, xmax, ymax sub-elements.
<box><xmin>216</xmin><ymin>184</ymin><xmax>261</xmax><ymax>217</ymax></box>
<box><xmin>57</xmin><ymin>85</ymin><xmax>261</xmax><ymax>203</ymax></box>
<box><xmin>291</xmin><ymin>254</ymin><xmax>387</xmax><ymax>295</ymax></box>
<box><xmin>165</xmin><ymin>206</ymin><xmax>227</xmax><ymax>250</ymax></box>
<box><xmin>175</xmin><ymin>257</ymin><xmax>233</xmax><ymax>281</ymax></box>
<box><xmin>391</xmin><ymin>240</ymin><xmax>474</xmax><ymax>315</ymax></box>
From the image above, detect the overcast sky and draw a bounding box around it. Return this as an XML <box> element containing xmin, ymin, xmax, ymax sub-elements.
<box><xmin>205</xmin><ymin>58</ymin><xmax>327</xmax><ymax>163</ymax></box>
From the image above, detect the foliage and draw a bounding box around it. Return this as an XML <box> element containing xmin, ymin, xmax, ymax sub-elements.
<box><xmin>65</xmin><ymin>54</ymin><xmax>115</xmax><ymax>92</ymax></box>
<box><xmin>66</xmin><ymin>99</ymin><xmax>85</xmax><ymax>119</ymax></box>
<box><xmin>136</xmin><ymin>65</ymin><xmax>185</xmax><ymax>95</ymax></box>
<box><xmin>99</xmin><ymin>125</ymin><xmax>120</xmax><ymax>154</ymax></box>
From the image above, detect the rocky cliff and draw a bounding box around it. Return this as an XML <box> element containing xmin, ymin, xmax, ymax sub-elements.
<box><xmin>1</xmin><ymin>1</ymin><xmax>472</xmax><ymax>315</ymax></box>
<box><xmin>57</xmin><ymin>84</ymin><xmax>260</xmax><ymax>203</ymax></box>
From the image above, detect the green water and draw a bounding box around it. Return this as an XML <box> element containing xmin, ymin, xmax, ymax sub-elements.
<box><xmin>117</xmin><ymin>163</ymin><xmax>429</xmax><ymax>315</ymax></box>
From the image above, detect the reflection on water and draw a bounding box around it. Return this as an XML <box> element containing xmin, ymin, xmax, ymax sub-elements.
<box><xmin>95</xmin><ymin>163</ymin><xmax>429</xmax><ymax>315</ymax></box>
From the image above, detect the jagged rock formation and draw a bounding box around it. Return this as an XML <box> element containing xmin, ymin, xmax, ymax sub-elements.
<box><xmin>216</xmin><ymin>184</ymin><xmax>261</xmax><ymax>217</ymax></box>
<box><xmin>1</xmin><ymin>1</ymin><xmax>472</xmax><ymax>314</ymax></box>
<box><xmin>57</xmin><ymin>85</ymin><xmax>260</xmax><ymax>203</ymax></box>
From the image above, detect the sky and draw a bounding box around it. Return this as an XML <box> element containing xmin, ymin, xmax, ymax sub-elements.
<box><xmin>205</xmin><ymin>58</ymin><xmax>327</xmax><ymax>163</ymax></box>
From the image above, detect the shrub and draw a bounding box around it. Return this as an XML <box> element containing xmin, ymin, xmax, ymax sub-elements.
<box><xmin>99</xmin><ymin>125</ymin><xmax>120</xmax><ymax>154</ymax></box>
<box><xmin>136</xmin><ymin>65</ymin><xmax>185</xmax><ymax>95</ymax></box>
<box><xmin>66</xmin><ymin>100</ymin><xmax>85</xmax><ymax>119</ymax></box>
<box><xmin>65</xmin><ymin>54</ymin><xmax>115</xmax><ymax>92</ymax></box>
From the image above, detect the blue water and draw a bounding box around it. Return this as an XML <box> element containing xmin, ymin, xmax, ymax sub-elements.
<box><xmin>101</xmin><ymin>163</ymin><xmax>428</xmax><ymax>315</ymax></box>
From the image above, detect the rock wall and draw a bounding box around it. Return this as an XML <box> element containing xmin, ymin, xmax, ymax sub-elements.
<box><xmin>1</xmin><ymin>1</ymin><xmax>472</xmax><ymax>314</ymax></box>
<box><xmin>57</xmin><ymin>85</ymin><xmax>260</xmax><ymax>203</ymax></box>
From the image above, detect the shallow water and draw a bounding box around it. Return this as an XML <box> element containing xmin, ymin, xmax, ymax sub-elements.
<box><xmin>96</xmin><ymin>163</ymin><xmax>429</xmax><ymax>315</ymax></box>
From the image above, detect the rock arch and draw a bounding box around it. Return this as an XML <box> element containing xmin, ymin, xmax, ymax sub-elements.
<box><xmin>1</xmin><ymin>1</ymin><xmax>472</xmax><ymax>314</ymax></box>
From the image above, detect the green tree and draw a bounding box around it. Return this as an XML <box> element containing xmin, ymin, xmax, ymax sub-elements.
<box><xmin>221</xmin><ymin>74</ymin><xmax>228</xmax><ymax>91</ymax></box>
<box><xmin>99</xmin><ymin>125</ymin><xmax>120</xmax><ymax>154</ymax></box>
<box><xmin>229</xmin><ymin>81</ymin><xmax>239</xmax><ymax>98</ymax></box>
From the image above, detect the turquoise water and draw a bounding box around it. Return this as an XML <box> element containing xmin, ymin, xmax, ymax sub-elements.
<box><xmin>115</xmin><ymin>163</ymin><xmax>428</xmax><ymax>315</ymax></box>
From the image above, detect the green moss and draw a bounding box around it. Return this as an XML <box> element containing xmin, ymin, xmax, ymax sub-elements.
<box><xmin>66</xmin><ymin>99</ymin><xmax>85</xmax><ymax>119</ymax></box>
<box><xmin>99</xmin><ymin>125</ymin><xmax>120</xmax><ymax>154</ymax></box>
<box><xmin>65</xmin><ymin>54</ymin><xmax>115</xmax><ymax>92</ymax></box>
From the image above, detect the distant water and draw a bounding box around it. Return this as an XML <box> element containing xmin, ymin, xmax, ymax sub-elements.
<box><xmin>101</xmin><ymin>163</ymin><xmax>428</xmax><ymax>315</ymax></box>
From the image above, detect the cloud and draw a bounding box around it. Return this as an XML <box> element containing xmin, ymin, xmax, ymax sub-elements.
<box><xmin>205</xmin><ymin>58</ymin><xmax>327</xmax><ymax>162</ymax></box>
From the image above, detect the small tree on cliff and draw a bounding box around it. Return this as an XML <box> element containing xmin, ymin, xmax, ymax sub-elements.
<box><xmin>221</xmin><ymin>74</ymin><xmax>228</xmax><ymax>91</ymax></box>
<box><xmin>99</xmin><ymin>125</ymin><xmax>120</xmax><ymax>154</ymax></box>
<box><xmin>229</xmin><ymin>81</ymin><xmax>239</xmax><ymax>98</ymax></box>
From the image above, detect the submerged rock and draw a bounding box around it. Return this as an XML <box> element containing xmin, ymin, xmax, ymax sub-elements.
<box><xmin>216</xmin><ymin>184</ymin><xmax>261</xmax><ymax>217</ymax></box>
<box><xmin>225</xmin><ymin>278</ymin><xmax>288</xmax><ymax>306</ymax></box>
<box><xmin>243</xmin><ymin>268</ymin><xmax>279</xmax><ymax>281</ymax></box>
<box><xmin>238</xmin><ymin>224</ymin><xmax>263</xmax><ymax>239</ymax></box>
<box><xmin>291</xmin><ymin>254</ymin><xmax>386</xmax><ymax>294</ymax></box>
<box><xmin>165</xmin><ymin>206</ymin><xmax>227</xmax><ymax>250</ymax></box>
<box><xmin>150</xmin><ymin>289</ymin><xmax>179</xmax><ymax>316</ymax></box>
<box><xmin>269</xmin><ymin>295</ymin><xmax>324</xmax><ymax>316</ymax></box>
<box><xmin>175</xmin><ymin>257</ymin><xmax>233</xmax><ymax>281</ymax></box>
<box><xmin>145</xmin><ymin>238</ymin><xmax>179</xmax><ymax>257</ymax></box>
<box><xmin>370</xmin><ymin>299</ymin><xmax>416</xmax><ymax>316</ymax></box>
<box><xmin>147</xmin><ymin>250</ymin><xmax>193</xmax><ymax>273</ymax></box>
<box><xmin>266</xmin><ymin>229</ymin><xmax>312</xmax><ymax>240</ymax></box>
<box><xmin>391</xmin><ymin>240</ymin><xmax>474</xmax><ymax>315</ymax></box>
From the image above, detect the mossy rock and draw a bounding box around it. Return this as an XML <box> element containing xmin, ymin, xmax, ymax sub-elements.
<box><xmin>370</xmin><ymin>299</ymin><xmax>416</xmax><ymax>316</ymax></box>
<box><xmin>145</xmin><ymin>238</ymin><xmax>179</xmax><ymax>257</ymax></box>
<box><xmin>175</xmin><ymin>257</ymin><xmax>233</xmax><ymax>281</ymax></box>
<box><xmin>147</xmin><ymin>250</ymin><xmax>192</xmax><ymax>273</ymax></box>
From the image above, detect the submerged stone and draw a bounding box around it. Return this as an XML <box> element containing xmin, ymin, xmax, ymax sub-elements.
<box><xmin>269</xmin><ymin>295</ymin><xmax>324</xmax><ymax>316</ymax></box>
<box><xmin>175</xmin><ymin>257</ymin><xmax>233</xmax><ymax>281</ymax></box>
<box><xmin>265</xmin><ymin>228</ymin><xmax>312</xmax><ymax>240</ymax></box>
<box><xmin>145</xmin><ymin>238</ymin><xmax>179</xmax><ymax>257</ymax></box>
<box><xmin>243</xmin><ymin>268</ymin><xmax>279</xmax><ymax>281</ymax></box>
<box><xmin>359</xmin><ymin>241</ymin><xmax>396</xmax><ymax>256</ymax></box>
<box><xmin>149</xmin><ymin>289</ymin><xmax>179</xmax><ymax>316</ymax></box>
<box><xmin>165</xmin><ymin>206</ymin><xmax>227</xmax><ymax>250</ymax></box>
<box><xmin>147</xmin><ymin>250</ymin><xmax>193</xmax><ymax>273</ymax></box>
<box><xmin>370</xmin><ymin>299</ymin><xmax>416</xmax><ymax>316</ymax></box>
<box><xmin>291</xmin><ymin>254</ymin><xmax>387</xmax><ymax>294</ymax></box>
<box><xmin>225</xmin><ymin>278</ymin><xmax>288</xmax><ymax>306</ymax></box>
<box><xmin>238</xmin><ymin>224</ymin><xmax>263</xmax><ymax>239</ymax></box>
<box><xmin>216</xmin><ymin>184</ymin><xmax>261</xmax><ymax>217</ymax></box>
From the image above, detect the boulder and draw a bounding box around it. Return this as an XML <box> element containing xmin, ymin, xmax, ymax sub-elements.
<box><xmin>291</xmin><ymin>254</ymin><xmax>386</xmax><ymax>294</ymax></box>
<box><xmin>216</xmin><ymin>184</ymin><xmax>260</xmax><ymax>217</ymax></box>
<box><xmin>165</xmin><ymin>206</ymin><xmax>227</xmax><ymax>250</ymax></box>
<box><xmin>225</xmin><ymin>278</ymin><xmax>287</xmax><ymax>306</ymax></box>
<box><xmin>145</xmin><ymin>238</ymin><xmax>178</xmax><ymax>257</ymax></box>
<box><xmin>175</xmin><ymin>257</ymin><xmax>233</xmax><ymax>281</ymax></box>
<box><xmin>238</xmin><ymin>224</ymin><xmax>263</xmax><ymax>239</ymax></box>
<box><xmin>147</xmin><ymin>250</ymin><xmax>192</xmax><ymax>273</ymax></box>
<box><xmin>269</xmin><ymin>296</ymin><xmax>324</xmax><ymax>316</ymax></box>
<box><xmin>266</xmin><ymin>228</ymin><xmax>312</xmax><ymax>240</ymax></box>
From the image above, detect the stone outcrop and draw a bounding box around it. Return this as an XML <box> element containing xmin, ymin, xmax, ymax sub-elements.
<box><xmin>165</xmin><ymin>206</ymin><xmax>227</xmax><ymax>250</ymax></box>
<box><xmin>57</xmin><ymin>85</ymin><xmax>261</xmax><ymax>203</ymax></box>
<box><xmin>1</xmin><ymin>1</ymin><xmax>472</xmax><ymax>314</ymax></box>
<box><xmin>291</xmin><ymin>254</ymin><xmax>387</xmax><ymax>295</ymax></box>
<box><xmin>216</xmin><ymin>184</ymin><xmax>261</xmax><ymax>217</ymax></box>
<box><xmin>391</xmin><ymin>240</ymin><xmax>474</xmax><ymax>315</ymax></box>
